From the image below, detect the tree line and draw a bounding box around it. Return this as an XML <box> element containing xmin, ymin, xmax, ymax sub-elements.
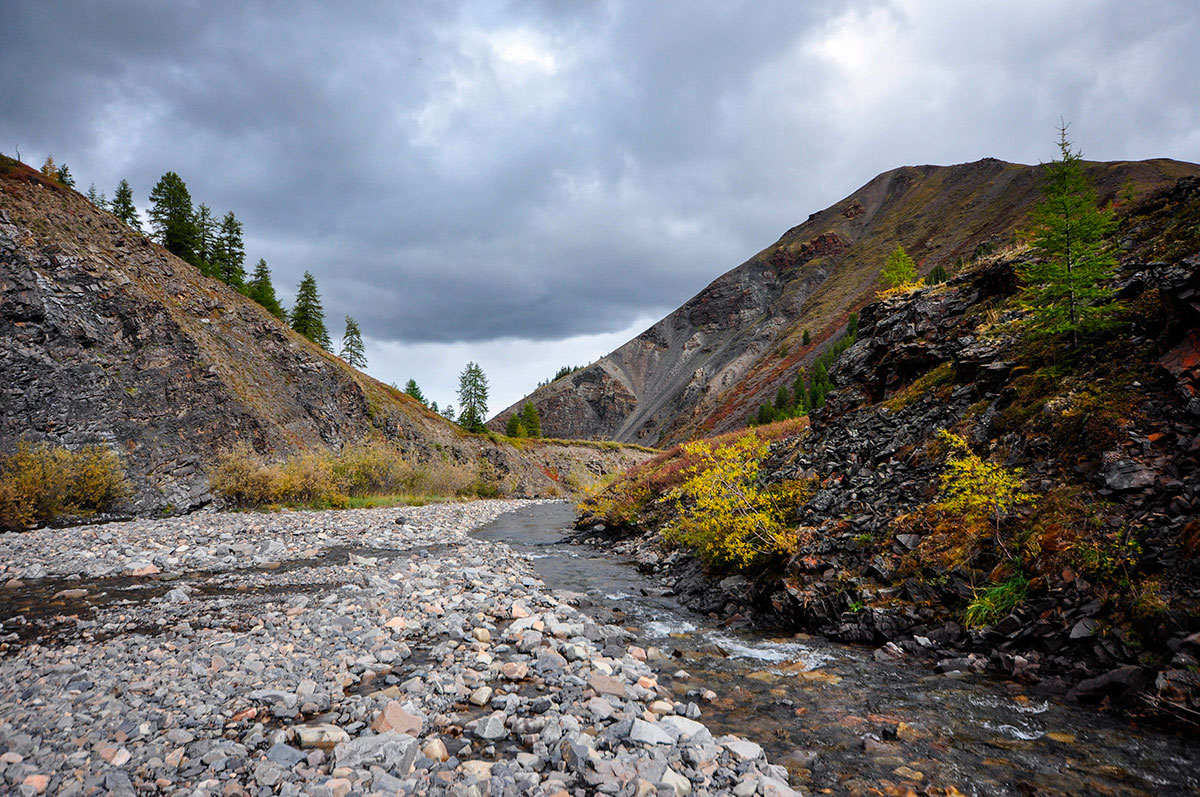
<box><xmin>39</xmin><ymin>157</ymin><xmax>368</xmax><ymax>369</ymax></box>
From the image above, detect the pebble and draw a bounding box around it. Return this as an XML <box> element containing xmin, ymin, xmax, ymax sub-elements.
<box><xmin>0</xmin><ymin>501</ymin><xmax>792</xmax><ymax>794</ymax></box>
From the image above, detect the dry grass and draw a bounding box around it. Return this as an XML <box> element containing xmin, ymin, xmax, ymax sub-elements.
<box><xmin>0</xmin><ymin>441</ymin><xmax>130</xmax><ymax>530</ymax></box>
<box><xmin>209</xmin><ymin>441</ymin><xmax>487</xmax><ymax>509</ymax></box>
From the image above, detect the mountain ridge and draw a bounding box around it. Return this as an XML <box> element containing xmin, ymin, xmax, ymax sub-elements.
<box><xmin>491</xmin><ymin>156</ymin><xmax>1200</xmax><ymax>445</ymax></box>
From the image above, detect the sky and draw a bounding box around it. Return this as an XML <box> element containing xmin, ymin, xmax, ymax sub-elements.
<box><xmin>4</xmin><ymin>1</ymin><xmax>1199</xmax><ymax>413</ymax></box>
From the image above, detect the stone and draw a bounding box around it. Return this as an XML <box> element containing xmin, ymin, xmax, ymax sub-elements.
<box><xmin>660</xmin><ymin>768</ymin><xmax>692</xmax><ymax>796</ymax></box>
<box><xmin>475</xmin><ymin>713</ymin><xmax>507</xmax><ymax>741</ymax></box>
<box><xmin>630</xmin><ymin>719</ymin><xmax>673</xmax><ymax>746</ymax></box>
<box><xmin>371</xmin><ymin>701</ymin><xmax>422</xmax><ymax>736</ymax></box>
<box><xmin>469</xmin><ymin>686</ymin><xmax>493</xmax><ymax>706</ymax></box>
<box><xmin>501</xmin><ymin>661</ymin><xmax>528</xmax><ymax>681</ymax></box>
<box><xmin>461</xmin><ymin>760</ymin><xmax>494</xmax><ymax>780</ymax></box>
<box><xmin>267</xmin><ymin>743</ymin><xmax>307</xmax><ymax>767</ymax></box>
<box><xmin>658</xmin><ymin>715</ymin><xmax>709</xmax><ymax>743</ymax></box>
<box><xmin>334</xmin><ymin>731</ymin><xmax>419</xmax><ymax>774</ymax></box>
<box><xmin>294</xmin><ymin>724</ymin><xmax>350</xmax><ymax>749</ymax></box>
<box><xmin>325</xmin><ymin>778</ymin><xmax>352</xmax><ymax>797</ymax></box>
<box><xmin>472</xmin><ymin>627</ymin><xmax>492</xmax><ymax>643</ymax></box>
<box><xmin>22</xmin><ymin>775</ymin><xmax>48</xmax><ymax>794</ymax></box>
<box><xmin>588</xmin><ymin>673</ymin><xmax>626</xmax><ymax>698</ymax></box>
<box><xmin>421</xmin><ymin>738</ymin><xmax>449</xmax><ymax>762</ymax></box>
<box><xmin>719</xmin><ymin>736</ymin><xmax>763</xmax><ymax>761</ymax></box>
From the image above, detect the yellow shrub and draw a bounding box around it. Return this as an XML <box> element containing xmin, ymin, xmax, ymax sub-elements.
<box><xmin>209</xmin><ymin>443</ymin><xmax>285</xmax><ymax>507</ymax></box>
<box><xmin>0</xmin><ymin>441</ymin><xmax>130</xmax><ymax>530</ymax></box>
<box><xmin>663</xmin><ymin>433</ymin><xmax>804</xmax><ymax>569</ymax></box>
<box><xmin>934</xmin><ymin>430</ymin><xmax>1036</xmax><ymax>560</ymax></box>
<box><xmin>333</xmin><ymin>441</ymin><xmax>417</xmax><ymax>496</ymax></box>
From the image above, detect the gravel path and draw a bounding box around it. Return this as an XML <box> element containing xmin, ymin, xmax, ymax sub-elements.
<box><xmin>0</xmin><ymin>501</ymin><xmax>798</xmax><ymax>796</ymax></box>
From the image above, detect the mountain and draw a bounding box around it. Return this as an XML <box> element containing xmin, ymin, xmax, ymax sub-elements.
<box><xmin>491</xmin><ymin>157</ymin><xmax>1200</xmax><ymax>446</ymax></box>
<box><xmin>0</xmin><ymin>156</ymin><xmax>650</xmax><ymax>515</ymax></box>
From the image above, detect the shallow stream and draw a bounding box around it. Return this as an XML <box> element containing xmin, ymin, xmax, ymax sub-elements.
<box><xmin>474</xmin><ymin>503</ymin><xmax>1200</xmax><ymax>796</ymax></box>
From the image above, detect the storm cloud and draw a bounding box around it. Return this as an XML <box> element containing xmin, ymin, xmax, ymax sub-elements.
<box><xmin>4</xmin><ymin>1</ymin><xmax>1199</xmax><ymax>408</ymax></box>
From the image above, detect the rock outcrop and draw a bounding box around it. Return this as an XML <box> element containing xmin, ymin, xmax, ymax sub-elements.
<box><xmin>0</xmin><ymin>157</ymin><xmax>652</xmax><ymax>515</ymax></box>
<box><xmin>494</xmin><ymin>158</ymin><xmax>1200</xmax><ymax>446</ymax></box>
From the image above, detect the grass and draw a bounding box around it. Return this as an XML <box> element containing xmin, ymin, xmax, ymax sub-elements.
<box><xmin>963</xmin><ymin>572</ymin><xmax>1029</xmax><ymax>627</ymax></box>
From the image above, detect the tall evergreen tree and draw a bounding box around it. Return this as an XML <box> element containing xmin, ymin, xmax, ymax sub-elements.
<box><xmin>214</xmin><ymin>211</ymin><xmax>246</xmax><ymax>287</ymax></box>
<box><xmin>519</xmin><ymin>402</ymin><xmax>541</xmax><ymax>438</ymax></box>
<box><xmin>148</xmin><ymin>172</ymin><xmax>199</xmax><ymax>262</ymax></box>
<box><xmin>340</xmin><ymin>316</ymin><xmax>367</xmax><ymax>368</ymax></box>
<box><xmin>55</xmin><ymin>163</ymin><xmax>75</xmax><ymax>188</ymax></box>
<box><xmin>1020</xmin><ymin>125</ymin><xmax>1119</xmax><ymax>347</ymax></box>
<box><xmin>246</xmin><ymin>258</ymin><xmax>286</xmax><ymax>319</ymax></box>
<box><xmin>195</xmin><ymin>204</ymin><xmax>218</xmax><ymax>276</ymax></box>
<box><xmin>403</xmin><ymin>379</ymin><xmax>427</xmax><ymax>405</ymax></box>
<box><xmin>111</xmin><ymin>179</ymin><xmax>142</xmax><ymax>231</ymax></box>
<box><xmin>456</xmin><ymin>362</ymin><xmax>489</xmax><ymax>433</ymax></box>
<box><xmin>505</xmin><ymin>414</ymin><xmax>527</xmax><ymax>437</ymax></box>
<box><xmin>289</xmin><ymin>272</ymin><xmax>332</xmax><ymax>351</ymax></box>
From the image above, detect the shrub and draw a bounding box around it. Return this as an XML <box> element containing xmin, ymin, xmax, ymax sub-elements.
<box><xmin>936</xmin><ymin>430</ymin><xmax>1036</xmax><ymax>560</ymax></box>
<box><xmin>663</xmin><ymin>433</ymin><xmax>809</xmax><ymax>569</ymax></box>
<box><xmin>0</xmin><ymin>441</ymin><xmax>130</xmax><ymax>530</ymax></box>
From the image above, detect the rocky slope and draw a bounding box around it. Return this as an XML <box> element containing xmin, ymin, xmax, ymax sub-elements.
<box><xmin>0</xmin><ymin>157</ymin><xmax>651</xmax><ymax>516</ymax></box>
<box><xmin>580</xmin><ymin>175</ymin><xmax>1200</xmax><ymax>726</ymax></box>
<box><xmin>493</xmin><ymin>157</ymin><xmax>1200</xmax><ymax>446</ymax></box>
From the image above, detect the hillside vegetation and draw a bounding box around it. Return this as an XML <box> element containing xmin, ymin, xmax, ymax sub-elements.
<box><xmin>0</xmin><ymin>155</ymin><xmax>653</xmax><ymax>523</ymax></box>
<box><xmin>579</xmin><ymin>174</ymin><xmax>1200</xmax><ymax>725</ymax></box>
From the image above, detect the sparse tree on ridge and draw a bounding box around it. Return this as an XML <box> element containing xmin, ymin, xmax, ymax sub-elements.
<box><xmin>505</xmin><ymin>414</ymin><xmax>527</xmax><ymax>437</ymax></box>
<box><xmin>289</xmin><ymin>271</ymin><xmax>332</xmax><ymax>351</ymax></box>
<box><xmin>86</xmin><ymin>183</ymin><xmax>108</xmax><ymax>210</ymax></box>
<box><xmin>246</xmin><ymin>258</ymin><xmax>286</xmax><ymax>319</ymax></box>
<box><xmin>195</xmin><ymin>204</ymin><xmax>218</xmax><ymax>276</ymax></box>
<box><xmin>881</xmin><ymin>245</ymin><xmax>917</xmax><ymax>289</ymax></box>
<box><xmin>456</xmin><ymin>362</ymin><xmax>489</xmax><ymax>433</ymax></box>
<box><xmin>340</xmin><ymin>316</ymin><xmax>367</xmax><ymax>368</ymax></box>
<box><xmin>403</xmin><ymin>379</ymin><xmax>426</xmax><ymax>406</ymax></box>
<box><xmin>214</xmin><ymin>211</ymin><xmax>246</xmax><ymax>287</ymax></box>
<box><xmin>40</xmin><ymin>156</ymin><xmax>57</xmax><ymax>179</ymax></box>
<box><xmin>441</xmin><ymin>404</ymin><xmax>456</xmax><ymax>422</ymax></box>
<box><xmin>55</xmin><ymin>163</ymin><xmax>75</xmax><ymax>188</ymax></box>
<box><xmin>1020</xmin><ymin>124</ymin><xmax>1119</xmax><ymax>347</ymax></box>
<box><xmin>148</xmin><ymin>171</ymin><xmax>199</xmax><ymax>263</ymax></box>
<box><xmin>111</xmin><ymin>179</ymin><xmax>142</xmax><ymax>231</ymax></box>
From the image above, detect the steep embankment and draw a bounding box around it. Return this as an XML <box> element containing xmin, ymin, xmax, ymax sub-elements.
<box><xmin>579</xmin><ymin>175</ymin><xmax>1200</xmax><ymax>724</ymax></box>
<box><xmin>0</xmin><ymin>157</ymin><xmax>651</xmax><ymax>514</ymax></box>
<box><xmin>493</xmin><ymin>158</ymin><xmax>1200</xmax><ymax>446</ymax></box>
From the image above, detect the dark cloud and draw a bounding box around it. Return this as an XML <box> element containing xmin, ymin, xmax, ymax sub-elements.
<box><xmin>3</xmin><ymin>0</ymin><xmax>1199</xmax><ymax>354</ymax></box>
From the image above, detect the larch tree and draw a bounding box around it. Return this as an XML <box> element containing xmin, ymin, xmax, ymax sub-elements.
<box><xmin>340</xmin><ymin>316</ymin><xmax>367</xmax><ymax>368</ymax></box>
<box><xmin>111</xmin><ymin>179</ymin><xmax>142</xmax><ymax>231</ymax></box>
<box><xmin>880</xmin><ymin>245</ymin><xmax>917</xmax><ymax>289</ymax></box>
<box><xmin>456</xmin><ymin>362</ymin><xmax>489</xmax><ymax>432</ymax></box>
<box><xmin>247</xmin><ymin>258</ymin><xmax>286</xmax><ymax>319</ymax></box>
<box><xmin>519</xmin><ymin>402</ymin><xmax>541</xmax><ymax>438</ymax></box>
<box><xmin>289</xmin><ymin>272</ymin><xmax>332</xmax><ymax>351</ymax></box>
<box><xmin>1020</xmin><ymin>125</ymin><xmax>1119</xmax><ymax>347</ymax></box>
<box><xmin>215</xmin><ymin>211</ymin><xmax>246</xmax><ymax>288</ymax></box>
<box><xmin>148</xmin><ymin>172</ymin><xmax>199</xmax><ymax>263</ymax></box>
<box><xmin>403</xmin><ymin>379</ymin><xmax>427</xmax><ymax>405</ymax></box>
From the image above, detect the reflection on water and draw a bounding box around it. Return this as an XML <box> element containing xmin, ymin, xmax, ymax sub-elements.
<box><xmin>474</xmin><ymin>503</ymin><xmax>1200</xmax><ymax>797</ymax></box>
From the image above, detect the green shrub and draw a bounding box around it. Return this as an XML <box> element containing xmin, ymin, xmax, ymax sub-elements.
<box><xmin>0</xmin><ymin>441</ymin><xmax>130</xmax><ymax>530</ymax></box>
<box><xmin>964</xmin><ymin>572</ymin><xmax>1029</xmax><ymax>627</ymax></box>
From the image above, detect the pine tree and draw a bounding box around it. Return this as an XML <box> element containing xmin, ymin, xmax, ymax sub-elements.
<box><xmin>86</xmin><ymin>183</ymin><xmax>107</xmax><ymax>210</ymax></box>
<box><xmin>775</xmin><ymin>385</ymin><xmax>791</xmax><ymax>412</ymax></box>
<box><xmin>246</xmin><ymin>259</ymin><xmax>286</xmax><ymax>319</ymax></box>
<box><xmin>441</xmin><ymin>404</ymin><xmax>456</xmax><ymax>422</ymax></box>
<box><xmin>456</xmin><ymin>362</ymin><xmax>489</xmax><ymax>433</ymax></box>
<box><xmin>1020</xmin><ymin>125</ymin><xmax>1119</xmax><ymax>347</ymax></box>
<box><xmin>429</xmin><ymin>400</ymin><xmax>439</xmax><ymax>414</ymax></box>
<box><xmin>881</xmin><ymin>245</ymin><xmax>917</xmax><ymax>289</ymax></box>
<box><xmin>505</xmin><ymin>414</ymin><xmax>526</xmax><ymax>437</ymax></box>
<box><xmin>111</xmin><ymin>179</ymin><xmax>142</xmax><ymax>231</ymax></box>
<box><xmin>55</xmin><ymin>164</ymin><xmax>75</xmax><ymax>188</ymax></box>
<box><xmin>802</xmin><ymin>329</ymin><xmax>811</xmax><ymax>346</ymax></box>
<box><xmin>520</xmin><ymin>402</ymin><xmax>541</xmax><ymax>438</ymax></box>
<box><xmin>792</xmin><ymin>369</ymin><xmax>807</xmax><ymax>414</ymax></box>
<box><xmin>289</xmin><ymin>271</ymin><xmax>332</xmax><ymax>351</ymax></box>
<box><xmin>340</xmin><ymin>316</ymin><xmax>367</xmax><ymax>368</ymax></box>
<box><xmin>195</xmin><ymin>204</ymin><xmax>218</xmax><ymax>276</ymax></box>
<box><xmin>925</xmin><ymin>263</ymin><xmax>949</xmax><ymax>285</ymax></box>
<box><xmin>148</xmin><ymin>172</ymin><xmax>199</xmax><ymax>262</ymax></box>
<box><xmin>214</xmin><ymin>211</ymin><xmax>246</xmax><ymax>287</ymax></box>
<box><xmin>403</xmin><ymin>379</ymin><xmax>426</xmax><ymax>405</ymax></box>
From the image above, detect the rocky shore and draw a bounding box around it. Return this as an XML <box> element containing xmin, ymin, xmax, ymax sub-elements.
<box><xmin>0</xmin><ymin>501</ymin><xmax>798</xmax><ymax>796</ymax></box>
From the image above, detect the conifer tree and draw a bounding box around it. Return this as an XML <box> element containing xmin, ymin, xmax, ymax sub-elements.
<box><xmin>246</xmin><ymin>258</ymin><xmax>286</xmax><ymax>319</ymax></box>
<box><xmin>86</xmin><ymin>183</ymin><xmax>107</xmax><ymax>209</ymax></box>
<box><xmin>441</xmin><ymin>404</ymin><xmax>456</xmax><ymax>422</ymax></box>
<box><xmin>40</xmin><ymin>156</ymin><xmax>56</xmax><ymax>179</ymax></box>
<box><xmin>775</xmin><ymin>385</ymin><xmax>791</xmax><ymax>412</ymax></box>
<box><xmin>519</xmin><ymin>402</ymin><xmax>541</xmax><ymax>438</ymax></box>
<box><xmin>1020</xmin><ymin>125</ymin><xmax>1119</xmax><ymax>347</ymax></box>
<box><xmin>456</xmin><ymin>362</ymin><xmax>489</xmax><ymax>432</ymax></box>
<box><xmin>148</xmin><ymin>172</ymin><xmax>199</xmax><ymax>262</ymax></box>
<box><xmin>340</xmin><ymin>316</ymin><xmax>367</xmax><ymax>368</ymax></box>
<box><xmin>289</xmin><ymin>271</ymin><xmax>331</xmax><ymax>351</ymax></box>
<box><xmin>403</xmin><ymin>379</ymin><xmax>426</xmax><ymax>405</ymax></box>
<box><xmin>505</xmin><ymin>414</ymin><xmax>526</xmax><ymax>437</ymax></box>
<box><xmin>111</xmin><ymin>179</ymin><xmax>142</xmax><ymax>231</ymax></box>
<box><xmin>195</xmin><ymin>204</ymin><xmax>218</xmax><ymax>276</ymax></box>
<box><xmin>55</xmin><ymin>163</ymin><xmax>75</xmax><ymax>188</ymax></box>
<box><xmin>802</xmin><ymin>329</ymin><xmax>811</xmax><ymax>346</ymax></box>
<box><xmin>214</xmin><ymin>211</ymin><xmax>246</xmax><ymax>287</ymax></box>
<box><xmin>881</xmin><ymin>245</ymin><xmax>917</xmax><ymax>289</ymax></box>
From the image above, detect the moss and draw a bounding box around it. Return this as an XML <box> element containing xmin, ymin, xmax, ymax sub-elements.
<box><xmin>882</xmin><ymin>362</ymin><xmax>957</xmax><ymax>412</ymax></box>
